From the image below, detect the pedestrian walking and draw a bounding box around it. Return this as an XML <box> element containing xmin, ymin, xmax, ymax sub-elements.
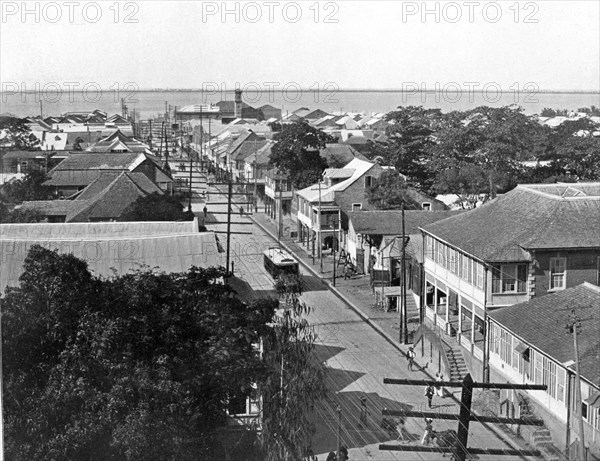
<box><xmin>421</xmin><ymin>418</ymin><xmax>434</xmax><ymax>445</ymax></box>
<box><xmin>437</xmin><ymin>373</ymin><xmax>445</xmax><ymax>397</ymax></box>
<box><xmin>425</xmin><ymin>383</ymin><xmax>435</xmax><ymax>408</ymax></box>
<box><xmin>407</xmin><ymin>347</ymin><xmax>416</xmax><ymax>371</ymax></box>
<box><xmin>396</xmin><ymin>415</ymin><xmax>407</xmax><ymax>441</ymax></box>
<box><xmin>435</xmin><ymin>373</ymin><xmax>443</xmax><ymax>397</ymax></box>
<box><xmin>359</xmin><ymin>396</ymin><xmax>368</xmax><ymax>427</ymax></box>
<box><xmin>240</xmin><ymin>206</ymin><xmax>244</xmax><ymax>216</ymax></box>
<box><xmin>338</xmin><ymin>446</ymin><xmax>349</xmax><ymax>461</ymax></box>
<box><xmin>203</xmin><ymin>205</ymin><xmax>208</xmax><ymax>217</ymax></box>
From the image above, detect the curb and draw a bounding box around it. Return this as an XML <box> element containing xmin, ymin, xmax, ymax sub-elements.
<box><xmin>250</xmin><ymin>215</ymin><xmax>533</xmax><ymax>456</ymax></box>
<box><xmin>250</xmin><ymin>215</ymin><xmax>410</xmax><ymax>358</ymax></box>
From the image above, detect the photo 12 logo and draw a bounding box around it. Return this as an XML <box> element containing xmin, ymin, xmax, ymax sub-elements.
<box><xmin>1</xmin><ymin>1</ymin><xmax>140</xmax><ymax>24</ymax></box>
<box><xmin>400</xmin><ymin>82</ymin><xmax>539</xmax><ymax>105</ymax></box>
<box><xmin>1</xmin><ymin>81</ymin><xmax>139</xmax><ymax>104</ymax></box>
<box><xmin>200</xmin><ymin>81</ymin><xmax>340</xmax><ymax>104</ymax></box>
<box><xmin>401</xmin><ymin>1</ymin><xmax>540</xmax><ymax>23</ymax></box>
<box><xmin>201</xmin><ymin>1</ymin><xmax>339</xmax><ymax>24</ymax></box>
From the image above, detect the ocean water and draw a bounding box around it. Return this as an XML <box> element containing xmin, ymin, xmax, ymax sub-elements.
<box><xmin>1</xmin><ymin>89</ymin><xmax>599</xmax><ymax>119</ymax></box>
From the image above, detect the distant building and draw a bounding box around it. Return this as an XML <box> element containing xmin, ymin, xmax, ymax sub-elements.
<box><xmin>258</xmin><ymin>104</ymin><xmax>282</xmax><ymax>121</ymax></box>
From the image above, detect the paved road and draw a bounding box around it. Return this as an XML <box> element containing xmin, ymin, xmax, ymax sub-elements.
<box><xmin>203</xmin><ymin>178</ymin><xmax>539</xmax><ymax>461</ymax></box>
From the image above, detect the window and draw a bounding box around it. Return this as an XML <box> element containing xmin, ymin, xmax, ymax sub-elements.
<box><xmin>449</xmin><ymin>249</ymin><xmax>457</xmax><ymax>274</ymax></box>
<box><xmin>549</xmin><ymin>257</ymin><xmax>566</xmax><ymax>290</ymax></box>
<box><xmin>582</xmin><ymin>402</ymin><xmax>589</xmax><ymax>421</ymax></box>
<box><xmin>364</xmin><ymin>176</ymin><xmax>373</xmax><ymax>187</ymax></box>
<box><xmin>475</xmin><ymin>262</ymin><xmax>484</xmax><ymax>289</ymax></box>
<box><xmin>492</xmin><ymin>264</ymin><xmax>527</xmax><ymax>293</ymax></box>
<box><xmin>352</xmin><ymin>203</ymin><xmax>362</xmax><ymax>211</ymax></box>
<box><xmin>422</xmin><ymin>202</ymin><xmax>431</xmax><ymax>211</ymax></box>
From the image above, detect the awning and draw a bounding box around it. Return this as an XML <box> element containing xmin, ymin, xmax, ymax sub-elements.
<box><xmin>515</xmin><ymin>342</ymin><xmax>530</xmax><ymax>355</ymax></box>
<box><xmin>584</xmin><ymin>392</ymin><xmax>600</xmax><ymax>407</ymax></box>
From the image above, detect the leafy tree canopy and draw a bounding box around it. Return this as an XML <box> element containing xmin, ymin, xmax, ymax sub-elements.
<box><xmin>1</xmin><ymin>169</ymin><xmax>54</xmax><ymax>203</ymax></box>
<box><xmin>269</xmin><ymin>122</ymin><xmax>334</xmax><ymax>189</ymax></box>
<box><xmin>367</xmin><ymin>169</ymin><xmax>414</xmax><ymax>210</ymax></box>
<box><xmin>0</xmin><ymin>202</ymin><xmax>46</xmax><ymax>223</ymax></box>
<box><xmin>2</xmin><ymin>245</ymin><xmax>277</xmax><ymax>460</ymax></box>
<box><xmin>119</xmin><ymin>192</ymin><xmax>194</xmax><ymax>221</ymax></box>
<box><xmin>0</xmin><ymin>116</ymin><xmax>40</xmax><ymax>150</ymax></box>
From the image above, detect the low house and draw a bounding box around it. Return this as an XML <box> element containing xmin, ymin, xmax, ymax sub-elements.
<box><xmin>0</xmin><ymin>220</ymin><xmax>220</xmax><ymax>292</ymax></box>
<box><xmin>346</xmin><ymin>210</ymin><xmax>460</xmax><ymax>285</ymax></box>
<box><xmin>488</xmin><ymin>283</ymin><xmax>600</xmax><ymax>459</ymax></box>
<box><xmin>295</xmin><ymin>158</ymin><xmax>385</xmax><ymax>254</ymax></box>
<box><xmin>264</xmin><ymin>170</ymin><xmax>293</xmax><ymax>223</ymax></box>
<box><xmin>258</xmin><ymin>105</ymin><xmax>282</xmax><ymax>121</ymax></box>
<box><xmin>241</xmin><ymin>140</ymin><xmax>274</xmax><ymax>200</ymax></box>
<box><xmin>20</xmin><ymin>171</ymin><xmax>164</xmax><ymax>222</ymax></box>
<box><xmin>44</xmin><ymin>151</ymin><xmax>172</xmax><ymax>197</ymax></box>
<box><xmin>420</xmin><ymin>182</ymin><xmax>600</xmax><ymax>384</ymax></box>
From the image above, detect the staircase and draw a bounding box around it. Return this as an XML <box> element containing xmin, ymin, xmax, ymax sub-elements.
<box><xmin>518</xmin><ymin>394</ymin><xmax>566</xmax><ymax>461</ymax></box>
<box><xmin>442</xmin><ymin>341</ymin><xmax>469</xmax><ymax>382</ymax></box>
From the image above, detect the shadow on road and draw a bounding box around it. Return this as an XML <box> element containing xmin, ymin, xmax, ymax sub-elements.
<box><xmin>312</xmin><ymin>390</ymin><xmax>421</xmax><ymax>455</ymax></box>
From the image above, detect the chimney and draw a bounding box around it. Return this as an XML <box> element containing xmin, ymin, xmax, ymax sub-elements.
<box><xmin>234</xmin><ymin>89</ymin><xmax>243</xmax><ymax>118</ymax></box>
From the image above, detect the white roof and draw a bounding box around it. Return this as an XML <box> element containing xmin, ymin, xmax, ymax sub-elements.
<box><xmin>297</xmin><ymin>158</ymin><xmax>376</xmax><ymax>203</ymax></box>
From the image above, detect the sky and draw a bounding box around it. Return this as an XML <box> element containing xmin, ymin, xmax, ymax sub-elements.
<box><xmin>1</xmin><ymin>0</ymin><xmax>599</xmax><ymax>92</ymax></box>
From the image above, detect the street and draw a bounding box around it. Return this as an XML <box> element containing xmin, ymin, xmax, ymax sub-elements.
<box><xmin>202</xmin><ymin>179</ymin><xmax>539</xmax><ymax>461</ymax></box>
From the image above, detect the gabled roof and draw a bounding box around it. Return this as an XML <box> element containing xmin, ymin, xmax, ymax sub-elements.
<box><xmin>349</xmin><ymin>210</ymin><xmax>463</xmax><ymax>236</ymax></box>
<box><xmin>50</xmin><ymin>152</ymin><xmax>142</xmax><ymax>171</ymax></box>
<box><xmin>88</xmin><ymin>130</ymin><xmax>149</xmax><ymax>153</ymax></box>
<box><xmin>235</xmin><ymin>139</ymin><xmax>269</xmax><ymax>162</ymax></box>
<box><xmin>18</xmin><ymin>200</ymin><xmax>90</xmax><ymax>221</ymax></box>
<box><xmin>489</xmin><ymin>283</ymin><xmax>600</xmax><ymax>387</ymax></box>
<box><xmin>70</xmin><ymin>171</ymin><xmax>163</xmax><ymax>222</ymax></box>
<box><xmin>297</xmin><ymin>158</ymin><xmax>376</xmax><ymax>202</ymax></box>
<box><xmin>323</xmin><ymin>168</ymin><xmax>354</xmax><ymax>179</ymax></box>
<box><xmin>421</xmin><ymin>183</ymin><xmax>600</xmax><ymax>262</ymax></box>
<box><xmin>319</xmin><ymin>144</ymin><xmax>367</xmax><ymax>164</ymax></box>
<box><xmin>304</xmin><ymin>109</ymin><xmax>330</xmax><ymax>120</ymax></box>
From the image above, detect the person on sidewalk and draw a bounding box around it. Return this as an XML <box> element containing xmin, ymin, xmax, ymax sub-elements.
<box><xmin>407</xmin><ymin>347</ymin><xmax>416</xmax><ymax>371</ymax></box>
<box><xmin>437</xmin><ymin>373</ymin><xmax>445</xmax><ymax>397</ymax></box>
<box><xmin>425</xmin><ymin>383</ymin><xmax>435</xmax><ymax>409</ymax></box>
<box><xmin>203</xmin><ymin>205</ymin><xmax>208</xmax><ymax>217</ymax></box>
<box><xmin>240</xmin><ymin>206</ymin><xmax>244</xmax><ymax>216</ymax></box>
<box><xmin>421</xmin><ymin>418</ymin><xmax>435</xmax><ymax>445</ymax></box>
<box><xmin>396</xmin><ymin>415</ymin><xmax>407</xmax><ymax>441</ymax></box>
<box><xmin>435</xmin><ymin>373</ymin><xmax>443</xmax><ymax>397</ymax></box>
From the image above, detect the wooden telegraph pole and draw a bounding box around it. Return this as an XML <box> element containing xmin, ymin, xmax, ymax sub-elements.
<box><xmin>562</xmin><ymin>302</ymin><xmax>593</xmax><ymax>461</ymax></box>
<box><xmin>380</xmin><ymin>375</ymin><xmax>547</xmax><ymax>460</ymax></box>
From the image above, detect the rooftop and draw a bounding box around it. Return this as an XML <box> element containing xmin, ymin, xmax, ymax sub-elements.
<box><xmin>421</xmin><ymin>183</ymin><xmax>600</xmax><ymax>262</ymax></box>
<box><xmin>349</xmin><ymin>210</ymin><xmax>463</xmax><ymax>236</ymax></box>
<box><xmin>489</xmin><ymin>283</ymin><xmax>600</xmax><ymax>387</ymax></box>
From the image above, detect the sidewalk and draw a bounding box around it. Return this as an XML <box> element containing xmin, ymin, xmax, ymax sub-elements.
<box><xmin>249</xmin><ymin>210</ymin><xmax>542</xmax><ymax>460</ymax></box>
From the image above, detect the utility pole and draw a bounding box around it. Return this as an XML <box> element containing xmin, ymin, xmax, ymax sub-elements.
<box><xmin>563</xmin><ymin>303</ymin><xmax>592</xmax><ymax>461</ymax></box>
<box><xmin>380</xmin><ymin>375</ymin><xmax>547</xmax><ymax>459</ymax></box>
<box><xmin>401</xmin><ymin>202</ymin><xmax>408</xmax><ymax>344</ymax></box>
<box><xmin>318</xmin><ymin>181</ymin><xmax>323</xmax><ymax>273</ymax></box>
<box><xmin>225</xmin><ymin>177</ymin><xmax>233</xmax><ymax>274</ymax></box>
<box><xmin>337</xmin><ymin>406</ymin><xmax>342</xmax><ymax>457</ymax></box>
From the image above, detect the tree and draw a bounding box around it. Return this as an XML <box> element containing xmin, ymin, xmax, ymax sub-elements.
<box><xmin>261</xmin><ymin>273</ymin><xmax>328</xmax><ymax>460</ymax></box>
<box><xmin>554</xmin><ymin>135</ymin><xmax>600</xmax><ymax>180</ymax></box>
<box><xmin>381</xmin><ymin>106</ymin><xmax>443</xmax><ymax>190</ymax></box>
<box><xmin>0</xmin><ymin>202</ymin><xmax>46</xmax><ymax>223</ymax></box>
<box><xmin>2</xmin><ymin>245</ymin><xmax>277</xmax><ymax>460</ymax></box>
<box><xmin>0</xmin><ymin>116</ymin><xmax>40</xmax><ymax>150</ymax></box>
<box><xmin>119</xmin><ymin>192</ymin><xmax>195</xmax><ymax>221</ymax></box>
<box><xmin>269</xmin><ymin>122</ymin><xmax>334</xmax><ymax>189</ymax></box>
<box><xmin>1</xmin><ymin>170</ymin><xmax>54</xmax><ymax>203</ymax></box>
<box><xmin>367</xmin><ymin>169</ymin><xmax>415</xmax><ymax>210</ymax></box>
<box><xmin>429</xmin><ymin>106</ymin><xmax>540</xmax><ymax>197</ymax></box>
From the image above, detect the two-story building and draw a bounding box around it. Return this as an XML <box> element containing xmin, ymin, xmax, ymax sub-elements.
<box><xmin>488</xmin><ymin>283</ymin><xmax>600</xmax><ymax>460</ymax></box>
<box><xmin>420</xmin><ymin>183</ymin><xmax>600</xmax><ymax>384</ymax></box>
<box><xmin>295</xmin><ymin>158</ymin><xmax>385</xmax><ymax>255</ymax></box>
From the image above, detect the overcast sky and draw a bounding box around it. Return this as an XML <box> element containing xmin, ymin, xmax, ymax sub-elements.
<box><xmin>1</xmin><ymin>1</ymin><xmax>599</xmax><ymax>92</ymax></box>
